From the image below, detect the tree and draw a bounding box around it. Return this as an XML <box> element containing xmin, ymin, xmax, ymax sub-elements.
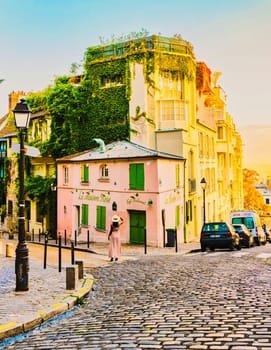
<box><xmin>243</xmin><ymin>168</ymin><xmax>268</xmax><ymax>214</ymax></box>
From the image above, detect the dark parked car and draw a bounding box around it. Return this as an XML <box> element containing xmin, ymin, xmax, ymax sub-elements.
<box><xmin>200</xmin><ymin>222</ymin><xmax>241</xmax><ymax>252</ymax></box>
<box><xmin>232</xmin><ymin>223</ymin><xmax>254</xmax><ymax>248</ymax></box>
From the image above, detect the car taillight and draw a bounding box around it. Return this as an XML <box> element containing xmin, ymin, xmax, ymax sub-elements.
<box><xmin>226</xmin><ymin>231</ymin><xmax>232</xmax><ymax>237</ymax></box>
<box><xmin>201</xmin><ymin>232</ymin><xmax>205</xmax><ymax>238</ymax></box>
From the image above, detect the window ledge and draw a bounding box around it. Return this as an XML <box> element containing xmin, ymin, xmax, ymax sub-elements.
<box><xmin>98</xmin><ymin>177</ymin><xmax>110</xmax><ymax>182</ymax></box>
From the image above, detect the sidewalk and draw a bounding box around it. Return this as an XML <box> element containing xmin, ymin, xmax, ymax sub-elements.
<box><xmin>0</xmin><ymin>238</ymin><xmax>200</xmax><ymax>344</ymax></box>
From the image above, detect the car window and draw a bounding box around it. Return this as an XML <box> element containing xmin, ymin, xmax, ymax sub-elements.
<box><xmin>203</xmin><ymin>223</ymin><xmax>228</xmax><ymax>232</ymax></box>
<box><xmin>232</xmin><ymin>217</ymin><xmax>254</xmax><ymax>229</ymax></box>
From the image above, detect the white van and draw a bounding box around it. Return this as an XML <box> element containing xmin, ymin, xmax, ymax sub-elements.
<box><xmin>230</xmin><ymin>210</ymin><xmax>266</xmax><ymax>245</ymax></box>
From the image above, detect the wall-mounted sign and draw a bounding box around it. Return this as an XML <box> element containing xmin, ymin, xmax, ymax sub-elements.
<box><xmin>78</xmin><ymin>191</ymin><xmax>110</xmax><ymax>203</ymax></box>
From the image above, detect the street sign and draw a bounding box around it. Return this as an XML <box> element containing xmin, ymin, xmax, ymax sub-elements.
<box><xmin>11</xmin><ymin>143</ymin><xmax>40</xmax><ymax>157</ymax></box>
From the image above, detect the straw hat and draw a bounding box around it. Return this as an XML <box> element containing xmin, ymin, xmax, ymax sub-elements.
<box><xmin>112</xmin><ymin>215</ymin><xmax>120</xmax><ymax>222</ymax></box>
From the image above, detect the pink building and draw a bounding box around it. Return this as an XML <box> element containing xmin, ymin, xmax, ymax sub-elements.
<box><xmin>56</xmin><ymin>140</ymin><xmax>185</xmax><ymax>247</ymax></box>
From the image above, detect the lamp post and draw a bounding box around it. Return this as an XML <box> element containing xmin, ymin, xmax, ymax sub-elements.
<box><xmin>13</xmin><ymin>98</ymin><xmax>31</xmax><ymax>291</ymax></box>
<box><xmin>200</xmin><ymin>177</ymin><xmax>207</xmax><ymax>224</ymax></box>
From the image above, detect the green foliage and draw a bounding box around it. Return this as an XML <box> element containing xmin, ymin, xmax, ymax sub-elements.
<box><xmin>25</xmin><ymin>175</ymin><xmax>55</xmax><ymax>216</ymax></box>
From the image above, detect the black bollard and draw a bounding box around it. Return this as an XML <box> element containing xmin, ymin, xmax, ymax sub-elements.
<box><xmin>58</xmin><ymin>235</ymin><xmax>62</xmax><ymax>272</ymax></box>
<box><xmin>87</xmin><ymin>230</ymin><xmax>90</xmax><ymax>249</ymax></box>
<box><xmin>43</xmin><ymin>234</ymin><xmax>48</xmax><ymax>269</ymax></box>
<box><xmin>144</xmin><ymin>227</ymin><xmax>147</xmax><ymax>255</ymax></box>
<box><xmin>39</xmin><ymin>228</ymin><xmax>41</xmax><ymax>242</ymax></box>
<box><xmin>74</xmin><ymin>230</ymin><xmax>77</xmax><ymax>247</ymax></box>
<box><xmin>64</xmin><ymin>229</ymin><xmax>67</xmax><ymax>246</ymax></box>
<box><xmin>32</xmin><ymin>228</ymin><xmax>34</xmax><ymax>242</ymax></box>
<box><xmin>71</xmin><ymin>241</ymin><xmax>75</xmax><ymax>265</ymax></box>
<box><xmin>175</xmin><ymin>227</ymin><xmax>178</xmax><ymax>253</ymax></box>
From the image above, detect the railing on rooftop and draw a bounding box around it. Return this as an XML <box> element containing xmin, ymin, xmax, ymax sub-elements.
<box><xmin>88</xmin><ymin>35</ymin><xmax>194</xmax><ymax>61</ymax></box>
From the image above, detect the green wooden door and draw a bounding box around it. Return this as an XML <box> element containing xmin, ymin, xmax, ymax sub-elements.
<box><xmin>129</xmin><ymin>210</ymin><xmax>146</xmax><ymax>244</ymax></box>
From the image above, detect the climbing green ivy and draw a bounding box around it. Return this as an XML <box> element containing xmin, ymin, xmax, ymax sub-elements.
<box><xmin>27</xmin><ymin>34</ymin><xmax>195</xmax><ymax>159</ymax></box>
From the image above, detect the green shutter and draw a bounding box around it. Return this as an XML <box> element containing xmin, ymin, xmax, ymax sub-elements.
<box><xmin>129</xmin><ymin>164</ymin><xmax>136</xmax><ymax>189</ymax></box>
<box><xmin>176</xmin><ymin>205</ymin><xmax>180</xmax><ymax>228</ymax></box>
<box><xmin>129</xmin><ymin>163</ymin><xmax>144</xmax><ymax>190</ymax></box>
<box><xmin>82</xmin><ymin>204</ymin><xmax>88</xmax><ymax>225</ymax></box>
<box><xmin>137</xmin><ymin>164</ymin><xmax>144</xmax><ymax>190</ymax></box>
<box><xmin>84</xmin><ymin>165</ymin><xmax>89</xmax><ymax>182</ymax></box>
<box><xmin>96</xmin><ymin>205</ymin><xmax>106</xmax><ymax>230</ymax></box>
<box><xmin>176</xmin><ymin>164</ymin><xmax>180</xmax><ymax>187</ymax></box>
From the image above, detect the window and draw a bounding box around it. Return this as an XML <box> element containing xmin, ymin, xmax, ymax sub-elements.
<box><xmin>63</xmin><ymin>166</ymin><xmax>69</xmax><ymax>185</ymax></box>
<box><xmin>81</xmin><ymin>204</ymin><xmax>89</xmax><ymax>226</ymax></box>
<box><xmin>266</xmin><ymin>198</ymin><xmax>270</xmax><ymax>205</ymax></box>
<box><xmin>129</xmin><ymin>163</ymin><xmax>144</xmax><ymax>190</ymax></box>
<box><xmin>160</xmin><ymin>100</ymin><xmax>185</xmax><ymax>121</ymax></box>
<box><xmin>101</xmin><ymin>164</ymin><xmax>109</xmax><ymax>178</ymax></box>
<box><xmin>96</xmin><ymin>205</ymin><xmax>106</xmax><ymax>230</ymax></box>
<box><xmin>81</xmin><ymin>164</ymin><xmax>89</xmax><ymax>183</ymax></box>
<box><xmin>217</xmin><ymin>126</ymin><xmax>224</xmax><ymax>140</ymax></box>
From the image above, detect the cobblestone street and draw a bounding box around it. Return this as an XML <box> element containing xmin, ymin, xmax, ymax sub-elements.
<box><xmin>2</xmin><ymin>246</ymin><xmax>271</xmax><ymax>349</ymax></box>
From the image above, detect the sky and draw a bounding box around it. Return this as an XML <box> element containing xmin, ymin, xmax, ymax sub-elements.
<box><xmin>0</xmin><ymin>0</ymin><xmax>270</xmax><ymax>127</ymax></box>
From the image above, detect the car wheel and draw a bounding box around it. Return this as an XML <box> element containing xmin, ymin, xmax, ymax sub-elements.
<box><xmin>236</xmin><ymin>244</ymin><xmax>242</xmax><ymax>250</ymax></box>
<box><xmin>229</xmin><ymin>243</ymin><xmax>235</xmax><ymax>251</ymax></box>
<box><xmin>210</xmin><ymin>247</ymin><xmax>215</xmax><ymax>251</ymax></box>
<box><xmin>201</xmin><ymin>246</ymin><xmax>206</xmax><ymax>252</ymax></box>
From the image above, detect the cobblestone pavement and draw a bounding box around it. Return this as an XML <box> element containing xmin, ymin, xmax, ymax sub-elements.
<box><xmin>2</xmin><ymin>244</ymin><xmax>271</xmax><ymax>349</ymax></box>
<box><xmin>0</xmin><ymin>239</ymin><xmax>199</xmax><ymax>339</ymax></box>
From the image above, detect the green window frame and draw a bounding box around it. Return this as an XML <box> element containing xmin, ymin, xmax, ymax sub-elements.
<box><xmin>81</xmin><ymin>204</ymin><xmax>89</xmax><ymax>226</ymax></box>
<box><xmin>81</xmin><ymin>164</ymin><xmax>89</xmax><ymax>183</ymax></box>
<box><xmin>129</xmin><ymin>163</ymin><xmax>144</xmax><ymax>190</ymax></box>
<box><xmin>96</xmin><ymin>205</ymin><xmax>106</xmax><ymax>230</ymax></box>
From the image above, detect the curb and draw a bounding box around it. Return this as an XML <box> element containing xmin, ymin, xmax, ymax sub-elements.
<box><xmin>0</xmin><ymin>276</ymin><xmax>94</xmax><ymax>342</ymax></box>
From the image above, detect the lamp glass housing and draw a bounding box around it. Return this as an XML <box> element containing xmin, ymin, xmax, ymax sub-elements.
<box><xmin>200</xmin><ymin>177</ymin><xmax>207</xmax><ymax>190</ymax></box>
<box><xmin>13</xmin><ymin>98</ymin><xmax>31</xmax><ymax>129</ymax></box>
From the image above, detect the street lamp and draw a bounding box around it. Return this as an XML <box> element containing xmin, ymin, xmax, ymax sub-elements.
<box><xmin>200</xmin><ymin>177</ymin><xmax>207</xmax><ymax>224</ymax></box>
<box><xmin>13</xmin><ymin>98</ymin><xmax>31</xmax><ymax>291</ymax></box>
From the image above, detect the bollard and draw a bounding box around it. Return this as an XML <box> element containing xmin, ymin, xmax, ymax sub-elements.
<box><xmin>66</xmin><ymin>265</ymin><xmax>78</xmax><ymax>290</ymax></box>
<box><xmin>75</xmin><ymin>260</ymin><xmax>84</xmax><ymax>279</ymax></box>
<box><xmin>6</xmin><ymin>243</ymin><xmax>14</xmax><ymax>257</ymax></box>
<box><xmin>87</xmin><ymin>230</ymin><xmax>90</xmax><ymax>248</ymax></box>
<box><xmin>71</xmin><ymin>241</ymin><xmax>75</xmax><ymax>265</ymax></box>
<box><xmin>58</xmin><ymin>235</ymin><xmax>62</xmax><ymax>272</ymax></box>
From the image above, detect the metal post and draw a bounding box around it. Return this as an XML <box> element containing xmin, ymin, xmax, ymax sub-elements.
<box><xmin>43</xmin><ymin>234</ymin><xmax>48</xmax><ymax>269</ymax></box>
<box><xmin>74</xmin><ymin>230</ymin><xmax>77</xmax><ymax>247</ymax></box>
<box><xmin>87</xmin><ymin>230</ymin><xmax>90</xmax><ymax>248</ymax></box>
<box><xmin>203</xmin><ymin>188</ymin><xmax>206</xmax><ymax>224</ymax></box>
<box><xmin>15</xmin><ymin>129</ymin><xmax>29</xmax><ymax>291</ymax></box>
<box><xmin>58</xmin><ymin>235</ymin><xmax>62</xmax><ymax>272</ymax></box>
<box><xmin>144</xmin><ymin>227</ymin><xmax>147</xmax><ymax>255</ymax></box>
<box><xmin>64</xmin><ymin>229</ymin><xmax>67</xmax><ymax>246</ymax></box>
<box><xmin>175</xmin><ymin>227</ymin><xmax>178</xmax><ymax>253</ymax></box>
<box><xmin>71</xmin><ymin>241</ymin><xmax>75</xmax><ymax>265</ymax></box>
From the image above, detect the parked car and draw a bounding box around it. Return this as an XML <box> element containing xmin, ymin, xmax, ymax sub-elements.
<box><xmin>232</xmin><ymin>223</ymin><xmax>254</xmax><ymax>248</ymax></box>
<box><xmin>230</xmin><ymin>210</ymin><xmax>266</xmax><ymax>245</ymax></box>
<box><xmin>200</xmin><ymin>222</ymin><xmax>241</xmax><ymax>252</ymax></box>
<box><xmin>262</xmin><ymin>224</ymin><xmax>271</xmax><ymax>243</ymax></box>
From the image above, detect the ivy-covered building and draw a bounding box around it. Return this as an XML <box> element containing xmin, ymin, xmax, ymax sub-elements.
<box><xmin>84</xmin><ymin>34</ymin><xmax>243</xmax><ymax>241</ymax></box>
<box><xmin>0</xmin><ymin>33</ymin><xmax>243</xmax><ymax>243</ymax></box>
